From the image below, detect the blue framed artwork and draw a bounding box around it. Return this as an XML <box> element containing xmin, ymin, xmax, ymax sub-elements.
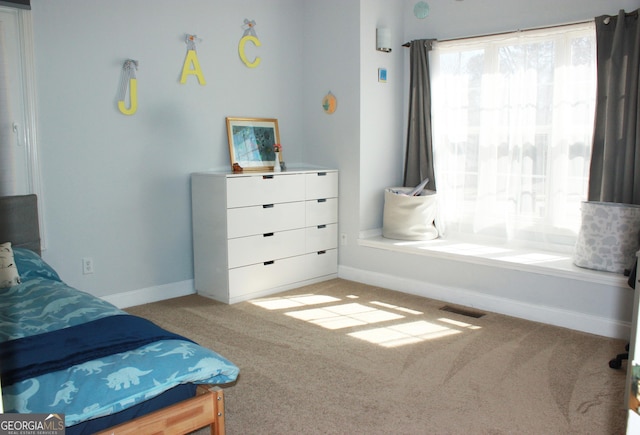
<box><xmin>378</xmin><ymin>68</ymin><xmax>388</xmax><ymax>83</ymax></box>
<box><xmin>226</xmin><ymin>117</ymin><xmax>280</xmax><ymax>171</ymax></box>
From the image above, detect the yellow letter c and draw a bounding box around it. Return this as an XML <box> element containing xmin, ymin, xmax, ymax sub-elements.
<box><xmin>239</xmin><ymin>35</ymin><xmax>261</xmax><ymax>68</ymax></box>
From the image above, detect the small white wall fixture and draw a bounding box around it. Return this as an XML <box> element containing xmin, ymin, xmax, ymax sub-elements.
<box><xmin>376</xmin><ymin>27</ymin><xmax>391</xmax><ymax>52</ymax></box>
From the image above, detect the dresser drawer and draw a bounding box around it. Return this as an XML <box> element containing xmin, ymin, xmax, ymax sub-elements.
<box><xmin>228</xmin><ymin>249</ymin><xmax>338</xmax><ymax>298</ymax></box>
<box><xmin>305</xmin><ymin>249</ymin><xmax>338</xmax><ymax>277</ymax></box>
<box><xmin>227</xmin><ymin>201</ymin><xmax>305</xmax><ymax>238</ymax></box>
<box><xmin>228</xmin><ymin>255</ymin><xmax>310</xmax><ymax>297</ymax></box>
<box><xmin>306</xmin><ymin>198</ymin><xmax>338</xmax><ymax>226</ymax></box>
<box><xmin>228</xmin><ymin>229</ymin><xmax>306</xmax><ymax>268</ymax></box>
<box><xmin>227</xmin><ymin>173</ymin><xmax>306</xmax><ymax>208</ymax></box>
<box><xmin>306</xmin><ymin>224</ymin><xmax>338</xmax><ymax>253</ymax></box>
<box><xmin>306</xmin><ymin>171</ymin><xmax>338</xmax><ymax>200</ymax></box>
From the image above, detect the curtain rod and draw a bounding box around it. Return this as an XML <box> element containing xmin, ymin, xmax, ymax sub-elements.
<box><xmin>402</xmin><ymin>18</ymin><xmax>595</xmax><ymax>47</ymax></box>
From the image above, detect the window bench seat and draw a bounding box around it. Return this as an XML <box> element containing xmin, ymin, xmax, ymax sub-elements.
<box><xmin>358</xmin><ymin>233</ymin><xmax>630</xmax><ymax>288</ymax></box>
<box><xmin>340</xmin><ymin>231</ymin><xmax>634</xmax><ymax>339</ymax></box>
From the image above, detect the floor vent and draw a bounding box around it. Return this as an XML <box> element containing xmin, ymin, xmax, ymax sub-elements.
<box><xmin>440</xmin><ymin>305</ymin><xmax>486</xmax><ymax>318</ymax></box>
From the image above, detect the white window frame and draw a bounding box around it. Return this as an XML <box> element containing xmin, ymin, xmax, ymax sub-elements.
<box><xmin>1</xmin><ymin>6</ymin><xmax>43</xmax><ymax>246</ymax></box>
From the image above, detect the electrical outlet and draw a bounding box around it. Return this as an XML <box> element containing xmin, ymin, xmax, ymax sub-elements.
<box><xmin>82</xmin><ymin>257</ymin><xmax>94</xmax><ymax>274</ymax></box>
<box><xmin>340</xmin><ymin>233</ymin><xmax>348</xmax><ymax>246</ymax></box>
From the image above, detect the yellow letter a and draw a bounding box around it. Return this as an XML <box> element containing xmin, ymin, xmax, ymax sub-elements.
<box><xmin>180</xmin><ymin>50</ymin><xmax>206</xmax><ymax>85</ymax></box>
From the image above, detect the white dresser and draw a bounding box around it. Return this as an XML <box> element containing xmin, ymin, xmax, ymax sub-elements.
<box><xmin>191</xmin><ymin>168</ymin><xmax>338</xmax><ymax>303</ymax></box>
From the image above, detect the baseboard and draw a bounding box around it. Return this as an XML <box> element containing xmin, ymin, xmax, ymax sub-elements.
<box><xmin>101</xmin><ymin>271</ymin><xmax>630</xmax><ymax>339</ymax></box>
<box><xmin>338</xmin><ymin>265</ymin><xmax>630</xmax><ymax>339</ymax></box>
<box><xmin>101</xmin><ymin>279</ymin><xmax>196</xmax><ymax>309</ymax></box>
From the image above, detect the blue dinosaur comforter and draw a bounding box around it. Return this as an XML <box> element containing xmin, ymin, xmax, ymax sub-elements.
<box><xmin>0</xmin><ymin>248</ymin><xmax>239</xmax><ymax>427</ymax></box>
<box><xmin>1</xmin><ymin>315</ymin><xmax>194</xmax><ymax>386</ymax></box>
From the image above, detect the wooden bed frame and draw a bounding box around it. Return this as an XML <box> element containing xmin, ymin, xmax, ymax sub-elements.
<box><xmin>0</xmin><ymin>195</ymin><xmax>229</xmax><ymax>435</ymax></box>
<box><xmin>94</xmin><ymin>386</ymin><xmax>226</xmax><ymax>435</ymax></box>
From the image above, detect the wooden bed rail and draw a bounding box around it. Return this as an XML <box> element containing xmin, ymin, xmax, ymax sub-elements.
<box><xmin>94</xmin><ymin>385</ymin><xmax>225</xmax><ymax>435</ymax></box>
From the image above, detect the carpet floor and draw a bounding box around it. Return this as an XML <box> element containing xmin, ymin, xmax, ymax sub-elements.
<box><xmin>126</xmin><ymin>278</ymin><xmax>628</xmax><ymax>434</ymax></box>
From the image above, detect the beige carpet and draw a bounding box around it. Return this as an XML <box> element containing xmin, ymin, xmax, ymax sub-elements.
<box><xmin>126</xmin><ymin>279</ymin><xmax>628</xmax><ymax>434</ymax></box>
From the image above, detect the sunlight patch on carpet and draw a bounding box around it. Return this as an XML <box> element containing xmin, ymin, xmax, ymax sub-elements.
<box><xmin>285</xmin><ymin>303</ymin><xmax>404</xmax><ymax>330</ymax></box>
<box><xmin>370</xmin><ymin>301</ymin><xmax>423</xmax><ymax>315</ymax></box>
<box><xmin>439</xmin><ymin>317</ymin><xmax>482</xmax><ymax>330</ymax></box>
<box><xmin>348</xmin><ymin>320</ymin><xmax>462</xmax><ymax>347</ymax></box>
<box><xmin>250</xmin><ymin>294</ymin><xmax>340</xmax><ymax>310</ymax></box>
<box><xmin>250</xmin><ymin>293</ymin><xmax>482</xmax><ymax>347</ymax></box>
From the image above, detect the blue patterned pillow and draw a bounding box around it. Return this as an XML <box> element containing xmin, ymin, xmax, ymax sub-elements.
<box><xmin>13</xmin><ymin>247</ymin><xmax>62</xmax><ymax>283</ymax></box>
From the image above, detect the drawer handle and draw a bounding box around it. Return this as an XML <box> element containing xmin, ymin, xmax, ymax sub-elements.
<box><xmin>317</xmin><ymin>172</ymin><xmax>327</xmax><ymax>176</ymax></box>
<box><xmin>263</xmin><ymin>232</ymin><xmax>274</xmax><ymax>237</ymax></box>
<box><xmin>263</xmin><ymin>204</ymin><xmax>274</xmax><ymax>208</ymax></box>
<box><xmin>263</xmin><ymin>175</ymin><xmax>274</xmax><ymax>180</ymax></box>
<box><xmin>317</xmin><ymin>198</ymin><xmax>327</xmax><ymax>203</ymax></box>
<box><xmin>317</xmin><ymin>225</ymin><xmax>326</xmax><ymax>229</ymax></box>
<box><xmin>317</xmin><ymin>250</ymin><xmax>326</xmax><ymax>255</ymax></box>
<box><xmin>264</xmin><ymin>260</ymin><xmax>275</xmax><ymax>265</ymax></box>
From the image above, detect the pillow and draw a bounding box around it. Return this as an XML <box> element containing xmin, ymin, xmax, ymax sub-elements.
<box><xmin>0</xmin><ymin>242</ymin><xmax>21</xmax><ymax>288</ymax></box>
<box><xmin>13</xmin><ymin>247</ymin><xmax>62</xmax><ymax>283</ymax></box>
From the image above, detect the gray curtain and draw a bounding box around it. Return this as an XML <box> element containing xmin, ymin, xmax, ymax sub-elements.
<box><xmin>403</xmin><ymin>39</ymin><xmax>436</xmax><ymax>190</ymax></box>
<box><xmin>589</xmin><ymin>9</ymin><xmax>640</xmax><ymax>205</ymax></box>
<box><xmin>0</xmin><ymin>1</ymin><xmax>30</xmax><ymax>9</ymax></box>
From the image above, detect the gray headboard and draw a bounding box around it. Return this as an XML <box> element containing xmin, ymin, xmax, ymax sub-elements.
<box><xmin>0</xmin><ymin>194</ymin><xmax>41</xmax><ymax>256</ymax></box>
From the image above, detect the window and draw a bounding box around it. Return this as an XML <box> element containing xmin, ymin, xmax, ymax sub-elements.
<box><xmin>0</xmin><ymin>6</ymin><xmax>39</xmax><ymax>197</ymax></box>
<box><xmin>429</xmin><ymin>22</ymin><xmax>596</xmax><ymax>252</ymax></box>
<box><xmin>0</xmin><ymin>6</ymin><xmax>43</xmax><ymax>247</ymax></box>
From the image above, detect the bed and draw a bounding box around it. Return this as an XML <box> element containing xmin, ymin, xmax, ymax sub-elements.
<box><xmin>0</xmin><ymin>194</ymin><xmax>239</xmax><ymax>434</ymax></box>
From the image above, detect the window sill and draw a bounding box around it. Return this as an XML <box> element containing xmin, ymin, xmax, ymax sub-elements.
<box><xmin>358</xmin><ymin>232</ymin><xmax>631</xmax><ymax>289</ymax></box>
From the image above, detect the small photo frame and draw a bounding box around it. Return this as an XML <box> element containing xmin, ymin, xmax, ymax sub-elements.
<box><xmin>226</xmin><ymin>117</ymin><xmax>281</xmax><ymax>171</ymax></box>
<box><xmin>378</xmin><ymin>68</ymin><xmax>387</xmax><ymax>83</ymax></box>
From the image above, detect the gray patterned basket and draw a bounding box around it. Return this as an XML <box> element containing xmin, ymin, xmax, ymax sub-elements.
<box><xmin>573</xmin><ymin>201</ymin><xmax>640</xmax><ymax>274</ymax></box>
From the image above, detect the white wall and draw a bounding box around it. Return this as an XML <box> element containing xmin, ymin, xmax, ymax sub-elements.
<box><xmin>359</xmin><ymin>1</ymin><xmax>405</xmax><ymax>232</ymax></box>
<box><xmin>402</xmin><ymin>0</ymin><xmax>640</xmax><ymax>42</ymax></box>
<box><xmin>31</xmin><ymin>0</ymin><xmax>307</xmax><ymax>297</ymax></box>
<box><xmin>301</xmin><ymin>0</ymin><xmax>361</xmax><ymax>278</ymax></box>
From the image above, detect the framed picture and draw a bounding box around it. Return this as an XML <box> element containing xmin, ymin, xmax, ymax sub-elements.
<box><xmin>378</xmin><ymin>68</ymin><xmax>387</xmax><ymax>83</ymax></box>
<box><xmin>226</xmin><ymin>117</ymin><xmax>281</xmax><ymax>171</ymax></box>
